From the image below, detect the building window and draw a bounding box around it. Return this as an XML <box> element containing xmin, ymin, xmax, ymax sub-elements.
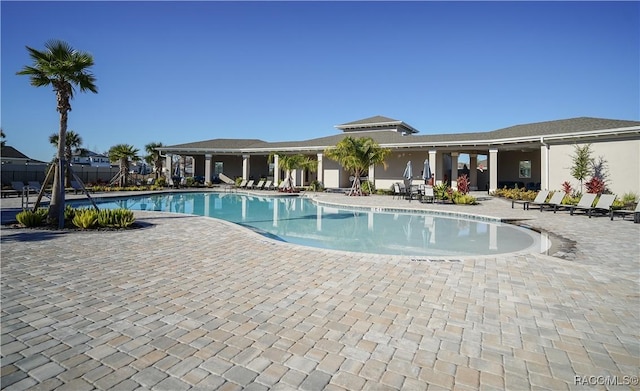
<box><xmin>214</xmin><ymin>162</ymin><xmax>223</xmax><ymax>175</ymax></box>
<box><xmin>519</xmin><ymin>160</ymin><xmax>531</xmax><ymax>178</ymax></box>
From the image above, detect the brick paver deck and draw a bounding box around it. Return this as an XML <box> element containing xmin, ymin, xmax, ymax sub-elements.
<box><xmin>1</xmin><ymin>189</ymin><xmax>638</xmax><ymax>390</ymax></box>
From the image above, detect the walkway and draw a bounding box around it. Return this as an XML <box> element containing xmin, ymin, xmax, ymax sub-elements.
<box><xmin>1</xmin><ymin>190</ymin><xmax>638</xmax><ymax>390</ymax></box>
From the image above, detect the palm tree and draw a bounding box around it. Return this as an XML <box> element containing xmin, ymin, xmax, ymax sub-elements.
<box><xmin>0</xmin><ymin>129</ymin><xmax>6</xmax><ymax>147</ymax></box>
<box><xmin>324</xmin><ymin>136</ymin><xmax>390</xmax><ymax>196</ymax></box>
<box><xmin>144</xmin><ymin>142</ymin><xmax>164</xmax><ymax>180</ymax></box>
<box><xmin>268</xmin><ymin>153</ymin><xmax>317</xmax><ymax>192</ymax></box>
<box><xmin>17</xmin><ymin>40</ymin><xmax>98</xmax><ymax>227</ymax></box>
<box><xmin>108</xmin><ymin>144</ymin><xmax>140</xmax><ymax>187</ymax></box>
<box><xmin>49</xmin><ymin>130</ymin><xmax>84</xmax><ymax>187</ymax></box>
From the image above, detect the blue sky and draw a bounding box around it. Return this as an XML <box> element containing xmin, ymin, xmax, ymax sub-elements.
<box><xmin>2</xmin><ymin>1</ymin><xmax>639</xmax><ymax>163</ymax></box>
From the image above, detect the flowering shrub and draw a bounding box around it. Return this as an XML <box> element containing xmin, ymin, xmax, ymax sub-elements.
<box><xmin>457</xmin><ymin>174</ymin><xmax>470</xmax><ymax>195</ymax></box>
<box><xmin>585</xmin><ymin>176</ymin><xmax>606</xmax><ymax>194</ymax></box>
<box><xmin>561</xmin><ymin>181</ymin><xmax>573</xmax><ymax>195</ymax></box>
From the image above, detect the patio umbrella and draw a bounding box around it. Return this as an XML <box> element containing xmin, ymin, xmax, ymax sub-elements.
<box><xmin>403</xmin><ymin>161</ymin><xmax>413</xmax><ymax>180</ymax></box>
<box><xmin>422</xmin><ymin>159</ymin><xmax>432</xmax><ymax>184</ymax></box>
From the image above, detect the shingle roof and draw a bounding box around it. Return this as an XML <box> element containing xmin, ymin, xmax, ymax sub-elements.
<box><xmin>338</xmin><ymin>115</ymin><xmax>401</xmax><ymax>127</ymax></box>
<box><xmin>1</xmin><ymin>146</ymin><xmax>30</xmax><ymax>159</ymax></box>
<box><xmin>161</xmin><ymin>117</ymin><xmax>640</xmax><ymax>153</ymax></box>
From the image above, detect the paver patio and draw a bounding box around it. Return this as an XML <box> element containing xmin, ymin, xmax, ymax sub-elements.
<box><xmin>1</xmin><ymin>190</ymin><xmax>638</xmax><ymax>390</ymax></box>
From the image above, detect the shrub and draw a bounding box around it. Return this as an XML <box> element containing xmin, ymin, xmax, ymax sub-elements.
<box><xmin>456</xmin><ymin>174</ymin><xmax>470</xmax><ymax>195</ymax></box>
<box><xmin>433</xmin><ymin>183</ymin><xmax>450</xmax><ymax>201</ymax></box>
<box><xmin>621</xmin><ymin>192</ymin><xmax>638</xmax><ymax>205</ymax></box>
<box><xmin>561</xmin><ymin>181</ymin><xmax>573</xmax><ymax>195</ymax></box>
<box><xmin>453</xmin><ymin>192</ymin><xmax>477</xmax><ymax>205</ymax></box>
<box><xmin>185</xmin><ymin>177</ymin><xmax>197</xmax><ymax>187</ymax></box>
<box><xmin>72</xmin><ymin>209</ymin><xmax>99</xmax><ymax>229</ymax></box>
<box><xmin>155</xmin><ymin>177</ymin><xmax>167</xmax><ymax>187</ymax></box>
<box><xmin>97</xmin><ymin>208</ymin><xmax>135</xmax><ymax>228</ymax></box>
<box><xmin>360</xmin><ymin>180</ymin><xmax>374</xmax><ymax>195</ymax></box>
<box><xmin>585</xmin><ymin>176</ymin><xmax>606</xmax><ymax>194</ymax></box>
<box><xmin>308</xmin><ymin>180</ymin><xmax>324</xmax><ymax>192</ymax></box>
<box><xmin>16</xmin><ymin>209</ymin><xmax>47</xmax><ymax>227</ymax></box>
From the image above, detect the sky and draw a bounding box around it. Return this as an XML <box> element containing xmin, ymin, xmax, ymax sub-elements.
<box><xmin>2</xmin><ymin>1</ymin><xmax>639</xmax><ymax>163</ymax></box>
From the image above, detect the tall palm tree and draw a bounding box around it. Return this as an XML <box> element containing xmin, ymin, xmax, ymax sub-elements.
<box><xmin>144</xmin><ymin>142</ymin><xmax>164</xmax><ymax>179</ymax></box>
<box><xmin>324</xmin><ymin>136</ymin><xmax>390</xmax><ymax>196</ymax></box>
<box><xmin>49</xmin><ymin>130</ymin><xmax>83</xmax><ymax>187</ymax></box>
<box><xmin>268</xmin><ymin>153</ymin><xmax>317</xmax><ymax>192</ymax></box>
<box><xmin>17</xmin><ymin>40</ymin><xmax>97</xmax><ymax>227</ymax></box>
<box><xmin>108</xmin><ymin>144</ymin><xmax>140</xmax><ymax>187</ymax></box>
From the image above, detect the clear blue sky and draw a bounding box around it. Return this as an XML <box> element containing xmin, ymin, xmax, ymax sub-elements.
<box><xmin>2</xmin><ymin>1</ymin><xmax>639</xmax><ymax>163</ymax></box>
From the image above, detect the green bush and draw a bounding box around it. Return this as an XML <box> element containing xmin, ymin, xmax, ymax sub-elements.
<box><xmin>16</xmin><ymin>209</ymin><xmax>47</xmax><ymax>227</ymax></box>
<box><xmin>72</xmin><ymin>209</ymin><xmax>98</xmax><ymax>229</ymax></box>
<box><xmin>97</xmin><ymin>208</ymin><xmax>135</xmax><ymax>228</ymax></box>
<box><xmin>308</xmin><ymin>180</ymin><xmax>324</xmax><ymax>192</ymax></box>
<box><xmin>453</xmin><ymin>192</ymin><xmax>477</xmax><ymax>205</ymax></box>
<box><xmin>155</xmin><ymin>177</ymin><xmax>167</xmax><ymax>187</ymax></box>
<box><xmin>360</xmin><ymin>180</ymin><xmax>374</xmax><ymax>195</ymax></box>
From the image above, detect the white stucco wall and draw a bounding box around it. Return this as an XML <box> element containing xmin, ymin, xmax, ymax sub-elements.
<box><xmin>548</xmin><ymin>139</ymin><xmax>640</xmax><ymax>196</ymax></box>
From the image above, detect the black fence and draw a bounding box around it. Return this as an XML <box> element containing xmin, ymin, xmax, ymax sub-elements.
<box><xmin>1</xmin><ymin>163</ymin><xmax>121</xmax><ymax>186</ymax></box>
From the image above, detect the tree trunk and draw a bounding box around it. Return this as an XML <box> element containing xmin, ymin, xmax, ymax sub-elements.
<box><xmin>49</xmin><ymin>111</ymin><xmax>68</xmax><ymax>228</ymax></box>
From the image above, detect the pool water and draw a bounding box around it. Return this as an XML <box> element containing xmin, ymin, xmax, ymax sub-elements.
<box><xmin>71</xmin><ymin>192</ymin><xmax>549</xmax><ymax>257</ymax></box>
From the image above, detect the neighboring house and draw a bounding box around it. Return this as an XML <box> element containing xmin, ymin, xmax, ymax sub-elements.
<box><xmin>71</xmin><ymin>150</ymin><xmax>112</xmax><ymax>168</ymax></box>
<box><xmin>1</xmin><ymin>145</ymin><xmax>48</xmax><ymax>184</ymax></box>
<box><xmin>157</xmin><ymin>116</ymin><xmax>640</xmax><ymax>195</ymax></box>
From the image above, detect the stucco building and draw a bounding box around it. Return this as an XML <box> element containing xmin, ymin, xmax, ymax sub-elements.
<box><xmin>158</xmin><ymin>116</ymin><xmax>640</xmax><ymax>196</ymax></box>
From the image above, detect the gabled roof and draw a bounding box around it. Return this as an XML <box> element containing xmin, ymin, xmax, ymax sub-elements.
<box><xmin>158</xmin><ymin>138</ymin><xmax>269</xmax><ymax>152</ymax></box>
<box><xmin>160</xmin><ymin>116</ymin><xmax>640</xmax><ymax>154</ymax></box>
<box><xmin>0</xmin><ymin>146</ymin><xmax>46</xmax><ymax>163</ymax></box>
<box><xmin>335</xmin><ymin>115</ymin><xmax>419</xmax><ymax>134</ymax></box>
<box><xmin>1</xmin><ymin>146</ymin><xmax>30</xmax><ymax>159</ymax></box>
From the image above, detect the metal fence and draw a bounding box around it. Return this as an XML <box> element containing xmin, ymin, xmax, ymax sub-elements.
<box><xmin>1</xmin><ymin>163</ymin><xmax>121</xmax><ymax>186</ymax></box>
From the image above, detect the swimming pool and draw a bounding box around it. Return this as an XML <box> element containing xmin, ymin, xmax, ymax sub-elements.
<box><xmin>71</xmin><ymin>192</ymin><xmax>549</xmax><ymax>257</ymax></box>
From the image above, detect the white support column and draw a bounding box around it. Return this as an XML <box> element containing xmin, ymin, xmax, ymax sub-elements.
<box><xmin>429</xmin><ymin>150</ymin><xmax>437</xmax><ymax>185</ymax></box>
<box><xmin>242</xmin><ymin>154</ymin><xmax>250</xmax><ymax>181</ymax></box>
<box><xmin>273</xmin><ymin>154</ymin><xmax>280</xmax><ymax>185</ymax></box>
<box><xmin>317</xmin><ymin>153</ymin><xmax>324</xmax><ymax>184</ymax></box>
<box><xmin>469</xmin><ymin>154</ymin><xmax>478</xmax><ymax>190</ymax></box>
<box><xmin>165</xmin><ymin>154</ymin><xmax>172</xmax><ymax>181</ymax></box>
<box><xmin>368</xmin><ymin>164</ymin><xmax>375</xmax><ymax>185</ymax></box>
<box><xmin>204</xmin><ymin>154</ymin><xmax>212</xmax><ymax>185</ymax></box>
<box><xmin>450</xmin><ymin>152</ymin><xmax>459</xmax><ymax>190</ymax></box>
<box><xmin>540</xmin><ymin>142</ymin><xmax>549</xmax><ymax>190</ymax></box>
<box><xmin>489</xmin><ymin>148</ymin><xmax>498</xmax><ymax>193</ymax></box>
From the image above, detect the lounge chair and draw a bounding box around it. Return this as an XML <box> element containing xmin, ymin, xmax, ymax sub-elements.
<box><xmin>245</xmin><ymin>180</ymin><xmax>255</xmax><ymax>189</ymax></box>
<box><xmin>218</xmin><ymin>173</ymin><xmax>236</xmax><ymax>191</ymax></box>
<box><xmin>610</xmin><ymin>201</ymin><xmax>640</xmax><ymax>223</ymax></box>
<box><xmin>565</xmin><ymin>193</ymin><xmax>597</xmax><ymax>215</ymax></box>
<box><xmin>538</xmin><ymin>191</ymin><xmax>566</xmax><ymax>212</ymax></box>
<box><xmin>70</xmin><ymin>180</ymin><xmax>86</xmax><ymax>194</ymax></box>
<box><xmin>28</xmin><ymin>181</ymin><xmax>43</xmax><ymax>192</ymax></box>
<box><xmin>237</xmin><ymin>179</ymin><xmax>248</xmax><ymax>189</ymax></box>
<box><xmin>254</xmin><ymin>180</ymin><xmax>265</xmax><ymax>190</ymax></box>
<box><xmin>393</xmin><ymin>183</ymin><xmax>404</xmax><ymax>200</ymax></box>
<box><xmin>11</xmin><ymin>181</ymin><xmax>31</xmax><ymax>194</ymax></box>
<box><xmin>420</xmin><ymin>185</ymin><xmax>435</xmax><ymax>203</ymax></box>
<box><xmin>513</xmin><ymin>190</ymin><xmax>549</xmax><ymax>210</ymax></box>
<box><xmin>571</xmin><ymin>194</ymin><xmax>616</xmax><ymax>218</ymax></box>
<box><xmin>263</xmin><ymin>180</ymin><xmax>273</xmax><ymax>190</ymax></box>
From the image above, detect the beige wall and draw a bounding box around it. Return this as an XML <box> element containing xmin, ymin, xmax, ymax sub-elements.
<box><xmin>497</xmin><ymin>151</ymin><xmax>541</xmax><ymax>188</ymax></box>
<box><xmin>548</xmin><ymin>139</ymin><xmax>640</xmax><ymax>195</ymax></box>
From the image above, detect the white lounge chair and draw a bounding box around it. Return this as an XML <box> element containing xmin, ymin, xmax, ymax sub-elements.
<box><xmin>565</xmin><ymin>193</ymin><xmax>597</xmax><ymax>215</ymax></box>
<box><xmin>610</xmin><ymin>201</ymin><xmax>640</xmax><ymax>223</ymax></box>
<box><xmin>238</xmin><ymin>179</ymin><xmax>248</xmax><ymax>189</ymax></box>
<box><xmin>263</xmin><ymin>180</ymin><xmax>273</xmax><ymax>190</ymax></box>
<box><xmin>245</xmin><ymin>180</ymin><xmax>255</xmax><ymax>189</ymax></box>
<box><xmin>571</xmin><ymin>194</ymin><xmax>616</xmax><ymax>218</ymax></box>
<box><xmin>513</xmin><ymin>190</ymin><xmax>549</xmax><ymax>210</ymax></box>
<box><xmin>254</xmin><ymin>180</ymin><xmax>265</xmax><ymax>190</ymax></box>
<box><xmin>539</xmin><ymin>191</ymin><xmax>566</xmax><ymax>212</ymax></box>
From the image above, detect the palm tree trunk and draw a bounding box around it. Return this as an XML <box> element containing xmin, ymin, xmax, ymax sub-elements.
<box><xmin>50</xmin><ymin>112</ymin><xmax>68</xmax><ymax>228</ymax></box>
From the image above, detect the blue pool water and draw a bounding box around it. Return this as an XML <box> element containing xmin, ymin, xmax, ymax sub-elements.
<box><xmin>70</xmin><ymin>192</ymin><xmax>548</xmax><ymax>257</ymax></box>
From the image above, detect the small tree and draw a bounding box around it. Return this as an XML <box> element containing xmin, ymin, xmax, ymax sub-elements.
<box><xmin>268</xmin><ymin>153</ymin><xmax>317</xmax><ymax>192</ymax></box>
<box><xmin>570</xmin><ymin>144</ymin><xmax>592</xmax><ymax>194</ymax></box>
<box><xmin>108</xmin><ymin>144</ymin><xmax>140</xmax><ymax>186</ymax></box>
<box><xmin>50</xmin><ymin>130</ymin><xmax>84</xmax><ymax>187</ymax></box>
<box><xmin>145</xmin><ymin>142</ymin><xmax>164</xmax><ymax>180</ymax></box>
<box><xmin>324</xmin><ymin>136</ymin><xmax>390</xmax><ymax>196</ymax></box>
